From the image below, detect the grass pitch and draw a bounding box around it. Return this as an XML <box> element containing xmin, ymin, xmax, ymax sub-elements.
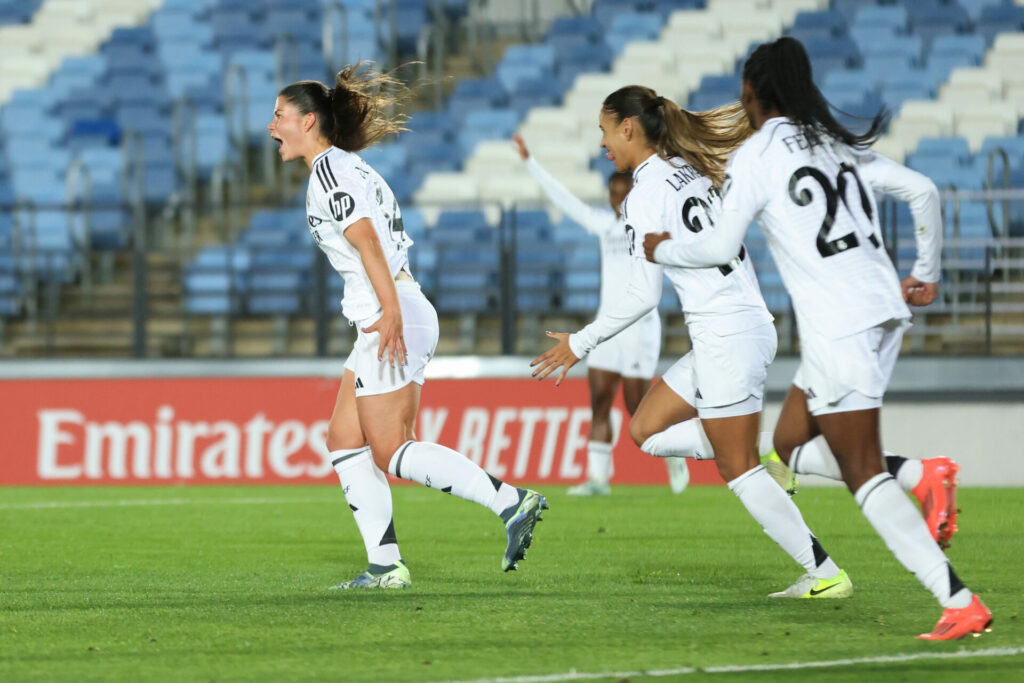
<box><xmin>1</xmin><ymin>484</ymin><xmax>1022</xmax><ymax>682</ymax></box>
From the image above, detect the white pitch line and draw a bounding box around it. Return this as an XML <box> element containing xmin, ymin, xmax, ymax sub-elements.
<box><xmin>0</xmin><ymin>497</ymin><xmax>326</xmax><ymax>510</ymax></box>
<box><xmin>447</xmin><ymin>646</ymin><xmax>1024</xmax><ymax>683</ymax></box>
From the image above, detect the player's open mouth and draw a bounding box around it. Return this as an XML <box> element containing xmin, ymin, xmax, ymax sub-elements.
<box><xmin>605</xmin><ymin>151</ymin><xmax>614</xmax><ymax>161</ymax></box>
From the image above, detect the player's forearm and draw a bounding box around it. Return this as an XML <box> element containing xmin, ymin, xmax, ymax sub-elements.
<box><xmin>652</xmin><ymin>210</ymin><xmax>747</xmax><ymax>268</ymax></box>
<box><xmin>568</xmin><ymin>263</ymin><xmax>660</xmax><ymax>358</ymax></box>
<box><xmin>359</xmin><ymin>239</ymin><xmax>402</xmax><ymax>314</ymax></box>
<box><xmin>907</xmin><ymin>182</ymin><xmax>942</xmax><ymax>284</ymax></box>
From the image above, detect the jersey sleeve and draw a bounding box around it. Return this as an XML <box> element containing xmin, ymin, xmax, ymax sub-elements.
<box><xmin>857</xmin><ymin>151</ymin><xmax>943</xmax><ymax>284</ymax></box>
<box><xmin>525</xmin><ymin>157</ymin><xmax>612</xmax><ymax>235</ymax></box>
<box><xmin>621</xmin><ymin>183</ymin><xmax>670</xmax><ymax>259</ymax></box>
<box><xmin>652</xmin><ymin>143</ymin><xmax>767</xmax><ymax>269</ymax></box>
<box><xmin>568</xmin><ymin>257</ymin><xmax>663</xmax><ymax>358</ymax></box>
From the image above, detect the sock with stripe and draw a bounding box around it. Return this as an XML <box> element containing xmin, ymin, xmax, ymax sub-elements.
<box><xmin>791</xmin><ymin>437</ymin><xmax>922</xmax><ymax>491</ymax></box>
<box><xmin>586</xmin><ymin>440</ymin><xmax>613</xmax><ymax>484</ymax></box>
<box><xmin>855</xmin><ymin>472</ymin><xmax>972</xmax><ymax>608</ymax></box>
<box><xmin>642</xmin><ymin>422</ymin><xmax>776</xmax><ymax>462</ymax></box>
<box><xmin>388</xmin><ymin>440</ymin><xmax>521</xmax><ymax>516</ymax></box>
<box><xmin>728</xmin><ymin>465</ymin><xmax>840</xmax><ymax>579</ymax></box>
<box><xmin>331</xmin><ymin>446</ymin><xmax>401</xmax><ymax>566</ymax></box>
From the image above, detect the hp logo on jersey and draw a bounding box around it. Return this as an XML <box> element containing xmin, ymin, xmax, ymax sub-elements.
<box><xmin>329</xmin><ymin>191</ymin><xmax>355</xmax><ymax>221</ymax></box>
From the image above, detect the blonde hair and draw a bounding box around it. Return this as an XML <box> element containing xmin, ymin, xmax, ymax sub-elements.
<box><xmin>278</xmin><ymin>62</ymin><xmax>412</xmax><ymax>152</ymax></box>
<box><xmin>602</xmin><ymin>85</ymin><xmax>753</xmax><ymax>186</ymax></box>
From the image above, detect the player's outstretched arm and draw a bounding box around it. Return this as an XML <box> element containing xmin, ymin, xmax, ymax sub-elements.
<box><xmin>514</xmin><ymin>134</ymin><xmax>607</xmax><ymax>232</ymax></box>
<box><xmin>346</xmin><ymin>218</ymin><xmax>407</xmax><ymax>367</ymax></box>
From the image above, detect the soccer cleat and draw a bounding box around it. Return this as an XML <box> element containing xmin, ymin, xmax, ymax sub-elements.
<box><xmin>567</xmin><ymin>480</ymin><xmax>611</xmax><ymax>496</ymax></box>
<box><xmin>768</xmin><ymin>569</ymin><xmax>853</xmax><ymax>599</ymax></box>
<box><xmin>761</xmin><ymin>449</ymin><xmax>798</xmax><ymax>496</ymax></box>
<box><xmin>917</xmin><ymin>595</ymin><xmax>992</xmax><ymax>640</ymax></box>
<box><xmin>501</xmin><ymin>489</ymin><xmax>549</xmax><ymax>572</ymax></box>
<box><xmin>331</xmin><ymin>560</ymin><xmax>411</xmax><ymax>590</ymax></box>
<box><xmin>910</xmin><ymin>456</ymin><xmax>960</xmax><ymax>550</ymax></box>
<box><xmin>666</xmin><ymin>457</ymin><xmax>690</xmax><ymax>494</ymax></box>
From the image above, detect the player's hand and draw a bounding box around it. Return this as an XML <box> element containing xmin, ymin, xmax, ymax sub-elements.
<box><xmin>511</xmin><ymin>134</ymin><xmax>529</xmax><ymax>161</ymax></box>
<box><xmin>530</xmin><ymin>332</ymin><xmax>579</xmax><ymax>386</ymax></box>
<box><xmin>901</xmin><ymin>276</ymin><xmax>938</xmax><ymax>307</ymax></box>
<box><xmin>643</xmin><ymin>231</ymin><xmax>672</xmax><ymax>263</ymax></box>
<box><xmin>363</xmin><ymin>307</ymin><xmax>407</xmax><ymax>367</ymax></box>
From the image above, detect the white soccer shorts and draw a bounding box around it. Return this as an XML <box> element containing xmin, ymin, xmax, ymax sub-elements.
<box><xmin>662</xmin><ymin>321</ymin><xmax>777</xmax><ymax>418</ymax></box>
<box><xmin>587</xmin><ymin>309</ymin><xmax>661</xmax><ymax>378</ymax></box>
<box><xmin>344</xmin><ymin>281</ymin><xmax>439</xmax><ymax>397</ymax></box>
<box><xmin>794</xmin><ymin>317</ymin><xmax>911</xmax><ymax>415</ymax></box>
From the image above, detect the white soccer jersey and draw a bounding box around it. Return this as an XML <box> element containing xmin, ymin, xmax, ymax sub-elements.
<box><xmin>306</xmin><ymin>146</ymin><xmax>413</xmax><ymax>323</ymax></box>
<box><xmin>524</xmin><ymin>157</ymin><xmax>659</xmax><ymax>329</ymax></box>
<box><xmin>569</xmin><ymin>153</ymin><xmax>772</xmax><ymax>359</ymax></box>
<box><xmin>653</xmin><ymin>117</ymin><xmax>942</xmax><ymax>340</ymax></box>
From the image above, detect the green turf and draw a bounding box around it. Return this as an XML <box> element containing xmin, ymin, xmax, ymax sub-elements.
<box><xmin>1</xmin><ymin>485</ymin><xmax>1021</xmax><ymax>682</ymax></box>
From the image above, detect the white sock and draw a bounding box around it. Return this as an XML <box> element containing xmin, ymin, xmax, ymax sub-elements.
<box><xmin>790</xmin><ymin>438</ymin><xmax>924</xmax><ymax>492</ymax></box>
<box><xmin>886</xmin><ymin>455</ymin><xmax>925</xmax><ymax>490</ymax></box>
<box><xmin>331</xmin><ymin>446</ymin><xmax>401</xmax><ymax>567</ymax></box>
<box><xmin>388</xmin><ymin>440</ymin><xmax>521</xmax><ymax>517</ymax></box>
<box><xmin>728</xmin><ymin>466</ymin><xmax>840</xmax><ymax>579</ymax></box>
<box><xmin>640</xmin><ymin>419</ymin><xmax>714</xmax><ymax>459</ymax></box>
<box><xmin>855</xmin><ymin>473</ymin><xmax>972</xmax><ymax>608</ymax></box>
<box><xmin>587</xmin><ymin>440</ymin><xmax>613</xmax><ymax>484</ymax></box>
<box><xmin>789</xmin><ymin>437</ymin><xmax>844</xmax><ymax>479</ymax></box>
<box><xmin>757</xmin><ymin>431</ymin><xmax>774</xmax><ymax>455</ymax></box>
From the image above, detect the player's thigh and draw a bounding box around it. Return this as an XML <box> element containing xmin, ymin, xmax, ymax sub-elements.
<box><xmin>357</xmin><ymin>381</ymin><xmax>422</xmax><ymax>470</ymax></box>
<box><xmin>326</xmin><ymin>370</ymin><xmax>366</xmax><ymax>451</ymax></box>
<box><xmin>773</xmin><ymin>385</ymin><xmax>820</xmax><ymax>463</ymax></box>
<box><xmin>629</xmin><ymin>378</ymin><xmax>697</xmax><ymax>446</ymax></box>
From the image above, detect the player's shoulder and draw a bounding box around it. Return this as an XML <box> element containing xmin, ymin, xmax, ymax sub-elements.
<box><xmin>310</xmin><ymin>147</ymin><xmax>369</xmax><ymax>197</ymax></box>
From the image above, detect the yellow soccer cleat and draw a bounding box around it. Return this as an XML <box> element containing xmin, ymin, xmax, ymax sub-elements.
<box><xmin>769</xmin><ymin>569</ymin><xmax>853</xmax><ymax>599</ymax></box>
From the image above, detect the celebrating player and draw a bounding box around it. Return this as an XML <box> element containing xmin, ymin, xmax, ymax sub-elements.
<box><xmin>643</xmin><ymin>37</ymin><xmax>991</xmax><ymax>639</ymax></box>
<box><xmin>512</xmin><ymin>133</ymin><xmax>689</xmax><ymax>495</ymax></box>
<box><xmin>532</xmin><ymin>86</ymin><xmax>853</xmax><ymax>600</ymax></box>
<box><xmin>268</xmin><ymin>64</ymin><xmax>547</xmax><ymax>589</ymax></box>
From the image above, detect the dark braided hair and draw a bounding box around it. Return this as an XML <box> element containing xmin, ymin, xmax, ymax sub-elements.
<box><xmin>742</xmin><ymin>37</ymin><xmax>887</xmax><ymax>148</ymax></box>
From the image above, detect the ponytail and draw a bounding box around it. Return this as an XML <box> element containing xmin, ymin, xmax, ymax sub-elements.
<box><xmin>602</xmin><ymin>85</ymin><xmax>752</xmax><ymax>186</ymax></box>
<box><xmin>743</xmin><ymin>37</ymin><xmax>886</xmax><ymax>149</ymax></box>
<box><xmin>278</xmin><ymin>61</ymin><xmax>411</xmax><ymax>152</ymax></box>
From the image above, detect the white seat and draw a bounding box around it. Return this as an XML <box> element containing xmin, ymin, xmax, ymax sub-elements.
<box><xmin>531</xmin><ymin>138</ymin><xmax>594</xmax><ymax>168</ymax></box>
<box><xmin>478</xmin><ymin>173</ymin><xmax>542</xmax><ymax>204</ymax></box>
<box><xmin>666</xmin><ymin>10</ymin><xmax>722</xmax><ymax>38</ymax></box>
<box><xmin>520</xmin><ymin>106</ymin><xmax>581</xmax><ymax>138</ymax></box>
<box><xmin>720</xmin><ymin>10</ymin><xmax>785</xmax><ymax>38</ymax></box>
<box><xmin>620</xmin><ymin>41</ymin><xmax>676</xmax><ymax>72</ymax></box>
<box><xmin>939</xmin><ymin>67</ymin><xmax>1004</xmax><ymax>103</ymax></box>
<box><xmin>888</xmin><ymin>100</ymin><xmax>956</xmax><ymax>152</ymax></box>
<box><xmin>954</xmin><ymin>103</ymin><xmax>1019</xmax><ymax>151</ymax></box>
<box><xmin>549</xmin><ymin>170</ymin><xmax>606</xmax><ymax>203</ymax></box>
<box><xmin>871</xmin><ymin>136</ymin><xmax>910</xmax><ymax>163</ymax></box>
<box><xmin>414</xmin><ymin>172</ymin><xmax>480</xmax><ymax>205</ymax></box>
<box><xmin>708</xmin><ymin>0</ymin><xmax>769</xmax><ymax>15</ymax></box>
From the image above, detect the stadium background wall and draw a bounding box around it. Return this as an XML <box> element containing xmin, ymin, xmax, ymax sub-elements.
<box><xmin>1</xmin><ymin>358</ymin><xmax>1021</xmax><ymax>487</ymax></box>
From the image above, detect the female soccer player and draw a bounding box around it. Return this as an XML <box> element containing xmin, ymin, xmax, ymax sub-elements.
<box><xmin>512</xmin><ymin>133</ymin><xmax>689</xmax><ymax>495</ymax></box>
<box><xmin>644</xmin><ymin>37</ymin><xmax>991</xmax><ymax>639</ymax></box>
<box><xmin>532</xmin><ymin>86</ymin><xmax>853</xmax><ymax>600</ymax></box>
<box><xmin>268</xmin><ymin>65</ymin><xmax>547</xmax><ymax>589</ymax></box>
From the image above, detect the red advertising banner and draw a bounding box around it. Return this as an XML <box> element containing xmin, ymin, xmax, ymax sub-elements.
<box><xmin>0</xmin><ymin>377</ymin><xmax>722</xmax><ymax>486</ymax></box>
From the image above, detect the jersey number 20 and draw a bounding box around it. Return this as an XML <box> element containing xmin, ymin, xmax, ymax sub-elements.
<box><xmin>788</xmin><ymin>163</ymin><xmax>879</xmax><ymax>258</ymax></box>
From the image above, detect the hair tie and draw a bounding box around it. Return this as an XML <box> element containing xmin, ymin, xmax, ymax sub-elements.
<box><xmin>655</xmin><ymin>96</ymin><xmax>665</xmax><ymax>106</ymax></box>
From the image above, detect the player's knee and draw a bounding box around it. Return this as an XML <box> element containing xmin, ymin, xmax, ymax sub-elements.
<box><xmin>326</xmin><ymin>426</ymin><xmax>362</xmax><ymax>453</ymax></box>
<box><xmin>772</xmin><ymin>432</ymin><xmax>798</xmax><ymax>463</ymax></box>
<box><xmin>629</xmin><ymin>416</ymin><xmax>651</xmax><ymax>448</ymax></box>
